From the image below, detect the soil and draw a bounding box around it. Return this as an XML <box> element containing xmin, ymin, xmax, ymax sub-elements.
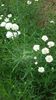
<box><xmin>37</xmin><ymin>0</ymin><xmax>56</xmax><ymax>28</ymax></box>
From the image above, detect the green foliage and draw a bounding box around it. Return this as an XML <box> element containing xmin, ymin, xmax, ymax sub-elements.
<box><xmin>0</xmin><ymin>0</ymin><xmax>56</xmax><ymax>100</ymax></box>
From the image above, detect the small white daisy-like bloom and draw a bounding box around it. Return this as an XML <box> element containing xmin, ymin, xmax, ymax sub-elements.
<box><xmin>41</xmin><ymin>47</ymin><xmax>49</xmax><ymax>55</ymax></box>
<box><xmin>1</xmin><ymin>15</ymin><xmax>3</xmax><ymax>17</ymax></box>
<box><xmin>12</xmin><ymin>23</ymin><xmax>19</xmax><ymax>31</ymax></box>
<box><xmin>47</xmin><ymin>41</ymin><xmax>55</xmax><ymax>48</ymax></box>
<box><xmin>27</xmin><ymin>0</ymin><xmax>32</xmax><ymax>5</ymax></box>
<box><xmin>33</xmin><ymin>45</ymin><xmax>40</xmax><ymax>51</ymax></box>
<box><xmin>35</xmin><ymin>0</ymin><xmax>38</xmax><ymax>1</ymax></box>
<box><xmin>0</xmin><ymin>22</ymin><xmax>6</xmax><ymax>27</ymax></box>
<box><xmin>4</xmin><ymin>18</ymin><xmax>9</xmax><ymax>22</ymax></box>
<box><xmin>42</xmin><ymin>35</ymin><xmax>48</xmax><ymax>42</ymax></box>
<box><xmin>45</xmin><ymin>55</ymin><xmax>53</xmax><ymax>63</ymax></box>
<box><xmin>7</xmin><ymin>14</ymin><xmax>12</xmax><ymax>18</ymax></box>
<box><xmin>35</xmin><ymin>61</ymin><xmax>38</xmax><ymax>65</ymax></box>
<box><xmin>34</xmin><ymin>56</ymin><xmax>37</xmax><ymax>60</ymax></box>
<box><xmin>13</xmin><ymin>32</ymin><xmax>17</xmax><ymax>37</ymax></box>
<box><xmin>6</xmin><ymin>31</ymin><xmax>13</xmax><ymax>38</ymax></box>
<box><xmin>38</xmin><ymin>67</ymin><xmax>45</xmax><ymax>73</ymax></box>
<box><xmin>50</xmin><ymin>20</ymin><xmax>55</xmax><ymax>24</ymax></box>
<box><xmin>5</xmin><ymin>23</ymin><xmax>12</xmax><ymax>30</ymax></box>
<box><xmin>1</xmin><ymin>4</ymin><xmax>4</xmax><ymax>6</ymax></box>
<box><xmin>17</xmin><ymin>31</ymin><xmax>21</xmax><ymax>35</ymax></box>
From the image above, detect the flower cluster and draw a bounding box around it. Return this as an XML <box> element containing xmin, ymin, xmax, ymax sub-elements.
<box><xmin>33</xmin><ymin>35</ymin><xmax>55</xmax><ymax>73</ymax></box>
<box><xmin>0</xmin><ymin>13</ymin><xmax>21</xmax><ymax>39</ymax></box>
<box><xmin>49</xmin><ymin>20</ymin><xmax>55</xmax><ymax>24</ymax></box>
<box><xmin>27</xmin><ymin>0</ymin><xmax>39</xmax><ymax>5</ymax></box>
<box><xmin>1</xmin><ymin>4</ymin><xmax>4</xmax><ymax>7</ymax></box>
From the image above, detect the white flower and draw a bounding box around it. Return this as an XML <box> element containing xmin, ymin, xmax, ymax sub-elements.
<box><xmin>4</xmin><ymin>18</ymin><xmax>9</xmax><ymax>22</ymax></box>
<box><xmin>38</xmin><ymin>67</ymin><xmax>45</xmax><ymax>73</ymax></box>
<box><xmin>45</xmin><ymin>55</ymin><xmax>53</xmax><ymax>63</ymax></box>
<box><xmin>12</xmin><ymin>23</ymin><xmax>19</xmax><ymax>31</ymax></box>
<box><xmin>35</xmin><ymin>0</ymin><xmax>38</xmax><ymax>1</ymax></box>
<box><xmin>47</xmin><ymin>41</ymin><xmax>55</xmax><ymax>48</ymax></box>
<box><xmin>42</xmin><ymin>35</ymin><xmax>48</xmax><ymax>42</ymax></box>
<box><xmin>34</xmin><ymin>56</ymin><xmax>37</xmax><ymax>60</ymax></box>
<box><xmin>13</xmin><ymin>32</ymin><xmax>17</xmax><ymax>37</ymax></box>
<box><xmin>7</xmin><ymin>14</ymin><xmax>12</xmax><ymax>18</ymax></box>
<box><xmin>50</xmin><ymin>20</ymin><xmax>55</xmax><ymax>24</ymax></box>
<box><xmin>6</xmin><ymin>31</ymin><xmax>18</xmax><ymax>38</ymax></box>
<box><xmin>5</xmin><ymin>22</ymin><xmax>12</xmax><ymax>30</ymax></box>
<box><xmin>1</xmin><ymin>4</ymin><xmax>4</xmax><ymax>6</ymax></box>
<box><xmin>13</xmin><ymin>31</ymin><xmax>21</xmax><ymax>37</ymax></box>
<box><xmin>35</xmin><ymin>61</ymin><xmax>38</xmax><ymax>65</ymax></box>
<box><xmin>1</xmin><ymin>15</ymin><xmax>3</xmax><ymax>17</ymax></box>
<box><xmin>27</xmin><ymin>0</ymin><xmax>32</xmax><ymax>5</ymax></box>
<box><xmin>17</xmin><ymin>31</ymin><xmax>21</xmax><ymax>35</ymax></box>
<box><xmin>41</xmin><ymin>47</ymin><xmax>49</xmax><ymax>55</ymax></box>
<box><xmin>6</xmin><ymin>31</ymin><xmax>13</xmax><ymax>38</ymax></box>
<box><xmin>0</xmin><ymin>22</ymin><xmax>6</xmax><ymax>27</ymax></box>
<box><xmin>33</xmin><ymin>45</ymin><xmax>40</xmax><ymax>51</ymax></box>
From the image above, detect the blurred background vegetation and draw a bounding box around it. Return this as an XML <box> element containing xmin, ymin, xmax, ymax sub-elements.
<box><xmin>0</xmin><ymin>0</ymin><xmax>56</xmax><ymax>100</ymax></box>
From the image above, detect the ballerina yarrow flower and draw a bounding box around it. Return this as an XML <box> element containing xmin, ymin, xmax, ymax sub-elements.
<box><xmin>12</xmin><ymin>23</ymin><xmax>19</xmax><ymax>31</ymax></box>
<box><xmin>1</xmin><ymin>4</ymin><xmax>4</xmax><ymax>6</ymax></box>
<box><xmin>0</xmin><ymin>22</ymin><xmax>6</xmax><ymax>27</ymax></box>
<box><xmin>45</xmin><ymin>55</ymin><xmax>53</xmax><ymax>63</ymax></box>
<box><xmin>5</xmin><ymin>22</ymin><xmax>12</xmax><ymax>30</ymax></box>
<box><xmin>35</xmin><ymin>0</ymin><xmax>39</xmax><ymax>1</ymax></box>
<box><xmin>41</xmin><ymin>47</ymin><xmax>49</xmax><ymax>55</ymax></box>
<box><xmin>33</xmin><ymin>35</ymin><xmax>55</xmax><ymax>72</ymax></box>
<box><xmin>17</xmin><ymin>31</ymin><xmax>21</xmax><ymax>35</ymax></box>
<box><xmin>6</xmin><ymin>31</ymin><xmax>20</xmax><ymax>38</ymax></box>
<box><xmin>0</xmin><ymin>13</ymin><xmax>21</xmax><ymax>39</ymax></box>
<box><xmin>38</xmin><ymin>67</ymin><xmax>45</xmax><ymax>73</ymax></box>
<box><xmin>33</xmin><ymin>45</ymin><xmax>40</xmax><ymax>51</ymax></box>
<box><xmin>35</xmin><ymin>61</ymin><xmax>38</xmax><ymax>65</ymax></box>
<box><xmin>42</xmin><ymin>35</ymin><xmax>48</xmax><ymax>42</ymax></box>
<box><xmin>7</xmin><ymin>14</ymin><xmax>12</xmax><ymax>18</ymax></box>
<box><xmin>4</xmin><ymin>18</ymin><xmax>9</xmax><ymax>22</ymax></box>
<box><xmin>1</xmin><ymin>15</ymin><xmax>3</xmax><ymax>17</ymax></box>
<box><xmin>27</xmin><ymin>0</ymin><xmax>32</xmax><ymax>5</ymax></box>
<box><xmin>34</xmin><ymin>56</ymin><xmax>37</xmax><ymax>60</ymax></box>
<box><xmin>13</xmin><ymin>32</ymin><xmax>18</xmax><ymax>37</ymax></box>
<box><xmin>50</xmin><ymin>20</ymin><xmax>55</xmax><ymax>24</ymax></box>
<box><xmin>47</xmin><ymin>41</ymin><xmax>55</xmax><ymax>48</ymax></box>
<box><xmin>6</xmin><ymin>31</ymin><xmax>13</xmax><ymax>38</ymax></box>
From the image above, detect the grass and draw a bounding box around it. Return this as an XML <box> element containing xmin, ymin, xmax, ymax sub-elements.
<box><xmin>0</xmin><ymin>0</ymin><xmax>56</xmax><ymax>100</ymax></box>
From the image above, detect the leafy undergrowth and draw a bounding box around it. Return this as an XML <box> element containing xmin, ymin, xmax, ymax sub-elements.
<box><xmin>0</xmin><ymin>0</ymin><xmax>56</xmax><ymax>100</ymax></box>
